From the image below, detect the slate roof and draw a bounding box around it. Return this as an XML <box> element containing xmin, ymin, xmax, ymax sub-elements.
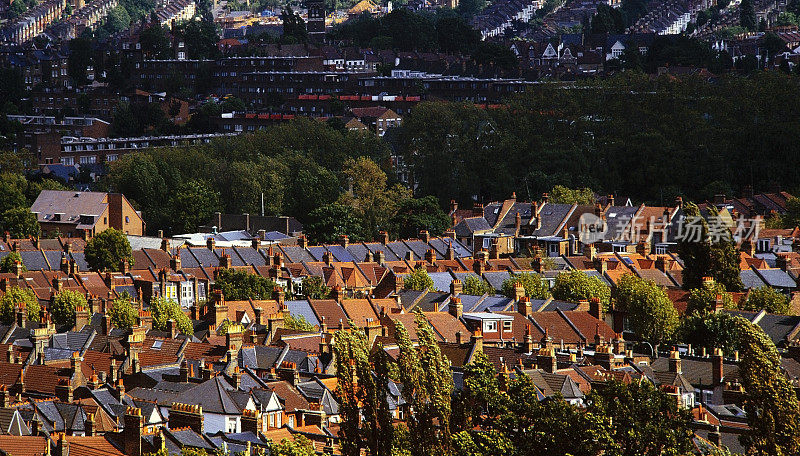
<box><xmin>172</xmin><ymin>377</ymin><xmax>244</xmax><ymax>415</ymax></box>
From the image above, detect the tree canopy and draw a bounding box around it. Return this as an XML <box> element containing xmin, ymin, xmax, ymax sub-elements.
<box><xmin>0</xmin><ymin>287</ymin><xmax>39</xmax><ymax>325</ymax></box>
<box><xmin>85</xmin><ymin>228</ymin><xmax>133</xmax><ymax>272</ymax></box>
<box><xmin>551</xmin><ymin>271</ymin><xmax>611</xmax><ymax>309</ymax></box>
<box><xmin>615</xmin><ymin>274</ymin><xmax>678</xmax><ymax>346</ymax></box>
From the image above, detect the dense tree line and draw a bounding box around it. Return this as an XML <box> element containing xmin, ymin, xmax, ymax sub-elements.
<box><xmin>103</xmin><ymin>119</ymin><xmax>450</xmax><ymax>240</ymax></box>
<box><xmin>398</xmin><ymin>72</ymin><xmax>800</xmax><ymax>207</ymax></box>
<box><xmin>328</xmin><ymin>9</ymin><xmax>517</xmax><ymax>72</ymax></box>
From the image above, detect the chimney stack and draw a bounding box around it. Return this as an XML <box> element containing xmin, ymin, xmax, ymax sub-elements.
<box><xmin>712</xmin><ymin>348</ymin><xmax>724</xmax><ymax>386</ymax></box>
<box><xmin>448</xmin><ymin>297</ymin><xmax>463</xmax><ymax>319</ymax></box>
<box><xmin>668</xmin><ymin>349</ymin><xmax>682</xmax><ymax>374</ymax></box>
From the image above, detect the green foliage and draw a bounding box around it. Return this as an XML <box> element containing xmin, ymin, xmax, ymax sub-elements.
<box><xmin>85</xmin><ymin>228</ymin><xmax>133</xmax><ymax>272</ymax></box>
<box><xmin>403</xmin><ymin>267</ymin><xmax>434</xmax><ymax>292</ymax></box>
<box><xmin>551</xmin><ymin>270</ymin><xmax>611</xmax><ymax>309</ymax></box>
<box><xmin>586</xmin><ymin>380</ymin><xmax>695</xmax><ymax>456</ymax></box>
<box><xmin>783</xmin><ymin>197</ymin><xmax>800</xmax><ymax>229</ymax></box>
<box><xmin>457</xmin><ymin>0</ymin><xmax>486</xmax><ymax>17</ymax></box>
<box><xmin>329</xmin><ymin>10</ymin><xmax>489</xmax><ymax>66</ymax></box>
<box><xmin>452</xmin><ymin>430</ymin><xmax>514</xmax><ymax>456</ymax></box>
<box><xmin>0</xmin><ymin>287</ymin><xmax>39</xmax><ymax>325</ymax></box>
<box><xmin>340</xmin><ymin>157</ymin><xmax>411</xmax><ymax>239</ymax></box>
<box><xmin>390</xmin><ymin>196</ymin><xmax>451</xmax><ymax>239</ymax></box>
<box><xmin>270</xmin><ymin>435</ymin><xmax>315</xmax><ymax>456</ymax></box>
<box><xmin>501</xmin><ymin>272</ymin><xmax>549</xmax><ymax>300</ymax></box>
<box><xmin>742</xmin><ymin>286</ymin><xmax>790</xmax><ymax>314</ymax></box>
<box><xmin>678</xmin><ymin>312</ymin><xmax>742</xmax><ymax>356</ymax></box>
<box><xmin>285</xmin><ymin>314</ymin><xmax>316</xmax><ymax>332</ymax></box>
<box><xmin>51</xmin><ymin>289</ymin><xmax>86</xmax><ymax>327</ymax></box>
<box><xmin>139</xmin><ymin>23</ymin><xmax>172</xmax><ymax>59</ymax></box>
<box><xmin>678</xmin><ymin>203</ymin><xmax>743</xmax><ymax>292</ymax></box>
<box><xmin>740</xmin><ymin>0</ymin><xmax>757</xmax><ymax>31</ymax></box>
<box><xmin>0</xmin><ymin>173</ymin><xmax>27</xmax><ymax>215</ymax></box>
<box><xmin>498</xmin><ymin>375</ymin><xmax>616</xmax><ymax>456</ymax></box>
<box><xmin>334</xmin><ymin>328</ymin><xmax>394</xmax><ymax>456</ymax></box>
<box><xmin>300</xmin><ymin>276</ymin><xmax>331</xmax><ymax>299</ymax></box>
<box><xmin>735</xmin><ymin>316</ymin><xmax>800</xmax><ymax>454</ymax></box>
<box><xmin>280</xmin><ymin>6</ymin><xmax>307</xmax><ymax>44</ymax></box>
<box><xmin>9</xmin><ymin>0</ymin><xmax>26</xmax><ymax>18</ymax></box>
<box><xmin>173</xmin><ymin>19</ymin><xmax>220</xmax><ymax>59</ymax></box>
<box><xmin>105</xmin><ymin>119</ymin><xmax>385</xmax><ymax>236</ymax></box>
<box><xmin>591</xmin><ymin>3</ymin><xmax>625</xmax><ymax>34</ymax></box>
<box><xmin>549</xmin><ymin>185</ymin><xmax>595</xmax><ymax>205</ymax></box>
<box><xmin>462</xmin><ymin>276</ymin><xmax>494</xmax><ymax>296</ymax></box>
<box><xmin>778</xmin><ymin>12</ymin><xmax>800</xmax><ymax>26</ymax></box>
<box><xmin>1</xmin><ymin>207</ymin><xmax>40</xmax><ymax>239</ymax></box>
<box><xmin>394</xmin><ymin>310</ymin><xmax>453</xmax><ymax>456</ymax></box>
<box><xmin>0</xmin><ymin>252</ymin><xmax>25</xmax><ymax>274</ymax></box>
<box><xmin>686</xmin><ymin>279</ymin><xmax>734</xmax><ymax>315</ymax></box>
<box><xmin>457</xmin><ymin>351</ymin><xmax>506</xmax><ymax>428</ymax></box>
<box><xmin>149</xmin><ymin>297</ymin><xmax>193</xmax><ymax>334</ymax></box>
<box><xmin>102</xmin><ymin>6</ymin><xmax>131</xmax><ymax>34</ymax></box>
<box><xmin>214</xmin><ymin>268</ymin><xmax>277</xmax><ymax>301</ymax></box>
<box><xmin>615</xmin><ymin>274</ymin><xmax>679</xmax><ymax>345</ymax></box>
<box><xmin>109</xmin><ymin>293</ymin><xmax>138</xmax><ymax>329</ymax></box>
<box><xmin>169</xmin><ymin>179</ymin><xmax>220</xmax><ymax>234</ymax></box>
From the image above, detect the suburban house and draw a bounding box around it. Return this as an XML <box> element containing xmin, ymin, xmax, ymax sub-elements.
<box><xmin>31</xmin><ymin>190</ymin><xmax>146</xmax><ymax>238</ymax></box>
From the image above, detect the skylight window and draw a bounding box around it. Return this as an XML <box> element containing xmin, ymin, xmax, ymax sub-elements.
<box><xmin>152</xmin><ymin>340</ymin><xmax>163</xmax><ymax>350</ymax></box>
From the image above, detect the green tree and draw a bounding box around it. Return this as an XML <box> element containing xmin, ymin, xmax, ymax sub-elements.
<box><xmin>394</xmin><ymin>310</ymin><xmax>453</xmax><ymax>456</ymax></box>
<box><xmin>457</xmin><ymin>0</ymin><xmax>486</xmax><ymax>17</ymax></box>
<box><xmin>457</xmin><ymin>350</ymin><xmax>507</xmax><ymax>429</ymax></box>
<box><xmin>139</xmin><ymin>24</ymin><xmax>172</xmax><ymax>59</ymax></box>
<box><xmin>0</xmin><ymin>252</ymin><xmax>25</xmax><ymax>274</ymax></box>
<box><xmin>109</xmin><ymin>293</ymin><xmax>138</xmax><ymax>329</ymax></box>
<box><xmin>51</xmin><ymin>289</ymin><xmax>87</xmax><ymax>327</ymax></box>
<box><xmin>306</xmin><ymin>203</ymin><xmax>366</xmax><ymax>245</ymax></box>
<box><xmin>586</xmin><ymin>380</ymin><xmax>695</xmax><ymax>456</ymax></box>
<box><xmin>85</xmin><ymin>228</ymin><xmax>133</xmax><ymax>272</ymax></box>
<box><xmin>0</xmin><ymin>287</ymin><xmax>39</xmax><ymax>325</ymax></box>
<box><xmin>403</xmin><ymin>267</ymin><xmax>434</xmax><ymax>292</ymax></box>
<box><xmin>271</xmin><ymin>435</ymin><xmax>315</xmax><ymax>456</ymax></box>
<box><xmin>8</xmin><ymin>0</ymin><xmax>26</xmax><ymax>18</ymax></box>
<box><xmin>285</xmin><ymin>314</ymin><xmax>316</xmax><ymax>332</ymax></box>
<box><xmin>1</xmin><ymin>207</ymin><xmax>40</xmax><ymax>239</ymax></box>
<box><xmin>103</xmin><ymin>6</ymin><xmax>131</xmax><ymax>33</ymax></box>
<box><xmin>501</xmin><ymin>272</ymin><xmax>549</xmax><ymax>299</ymax></box>
<box><xmin>334</xmin><ymin>329</ymin><xmax>394</xmax><ymax>456</ymax></box>
<box><xmin>500</xmin><ymin>375</ymin><xmax>616</xmax><ymax>456</ymax></box>
<box><xmin>149</xmin><ymin>297</ymin><xmax>193</xmax><ymax>334</ymax></box>
<box><xmin>168</xmin><ymin>179</ymin><xmax>220</xmax><ymax>234</ymax></box>
<box><xmin>686</xmin><ymin>278</ymin><xmax>734</xmax><ymax>315</ymax></box>
<box><xmin>615</xmin><ymin>274</ymin><xmax>679</xmax><ymax>346</ymax></box>
<box><xmin>340</xmin><ymin>157</ymin><xmax>411</xmax><ymax>239</ymax></box>
<box><xmin>742</xmin><ymin>286</ymin><xmax>790</xmax><ymax>314</ymax></box>
<box><xmin>390</xmin><ymin>196</ymin><xmax>451</xmax><ymax>239</ymax></box>
<box><xmin>548</xmin><ymin>185</ymin><xmax>595</xmax><ymax>205</ymax></box>
<box><xmin>782</xmin><ymin>197</ymin><xmax>800</xmax><ymax>229</ymax></box>
<box><xmin>551</xmin><ymin>270</ymin><xmax>611</xmax><ymax>309</ymax></box>
<box><xmin>0</xmin><ymin>173</ymin><xmax>27</xmax><ymax>215</ymax></box>
<box><xmin>591</xmin><ymin>3</ymin><xmax>625</xmax><ymax>33</ymax></box>
<box><xmin>452</xmin><ymin>430</ymin><xmax>514</xmax><ymax>456</ymax></box>
<box><xmin>300</xmin><ymin>276</ymin><xmax>330</xmax><ymax>299</ymax></box>
<box><xmin>214</xmin><ymin>268</ymin><xmax>277</xmax><ymax>300</ymax></box>
<box><xmin>678</xmin><ymin>312</ymin><xmax>742</xmax><ymax>356</ymax></box>
<box><xmin>678</xmin><ymin>202</ymin><xmax>743</xmax><ymax>292</ymax></box>
<box><xmin>462</xmin><ymin>276</ymin><xmax>494</xmax><ymax>296</ymax></box>
<box><xmin>740</xmin><ymin>0</ymin><xmax>757</xmax><ymax>31</ymax></box>
<box><xmin>735</xmin><ymin>316</ymin><xmax>800</xmax><ymax>454</ymax></box>
<box><xmin>280</xmin><ymin>6</ymin><xmax>308</xmax><ymax>43</ymax></box>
